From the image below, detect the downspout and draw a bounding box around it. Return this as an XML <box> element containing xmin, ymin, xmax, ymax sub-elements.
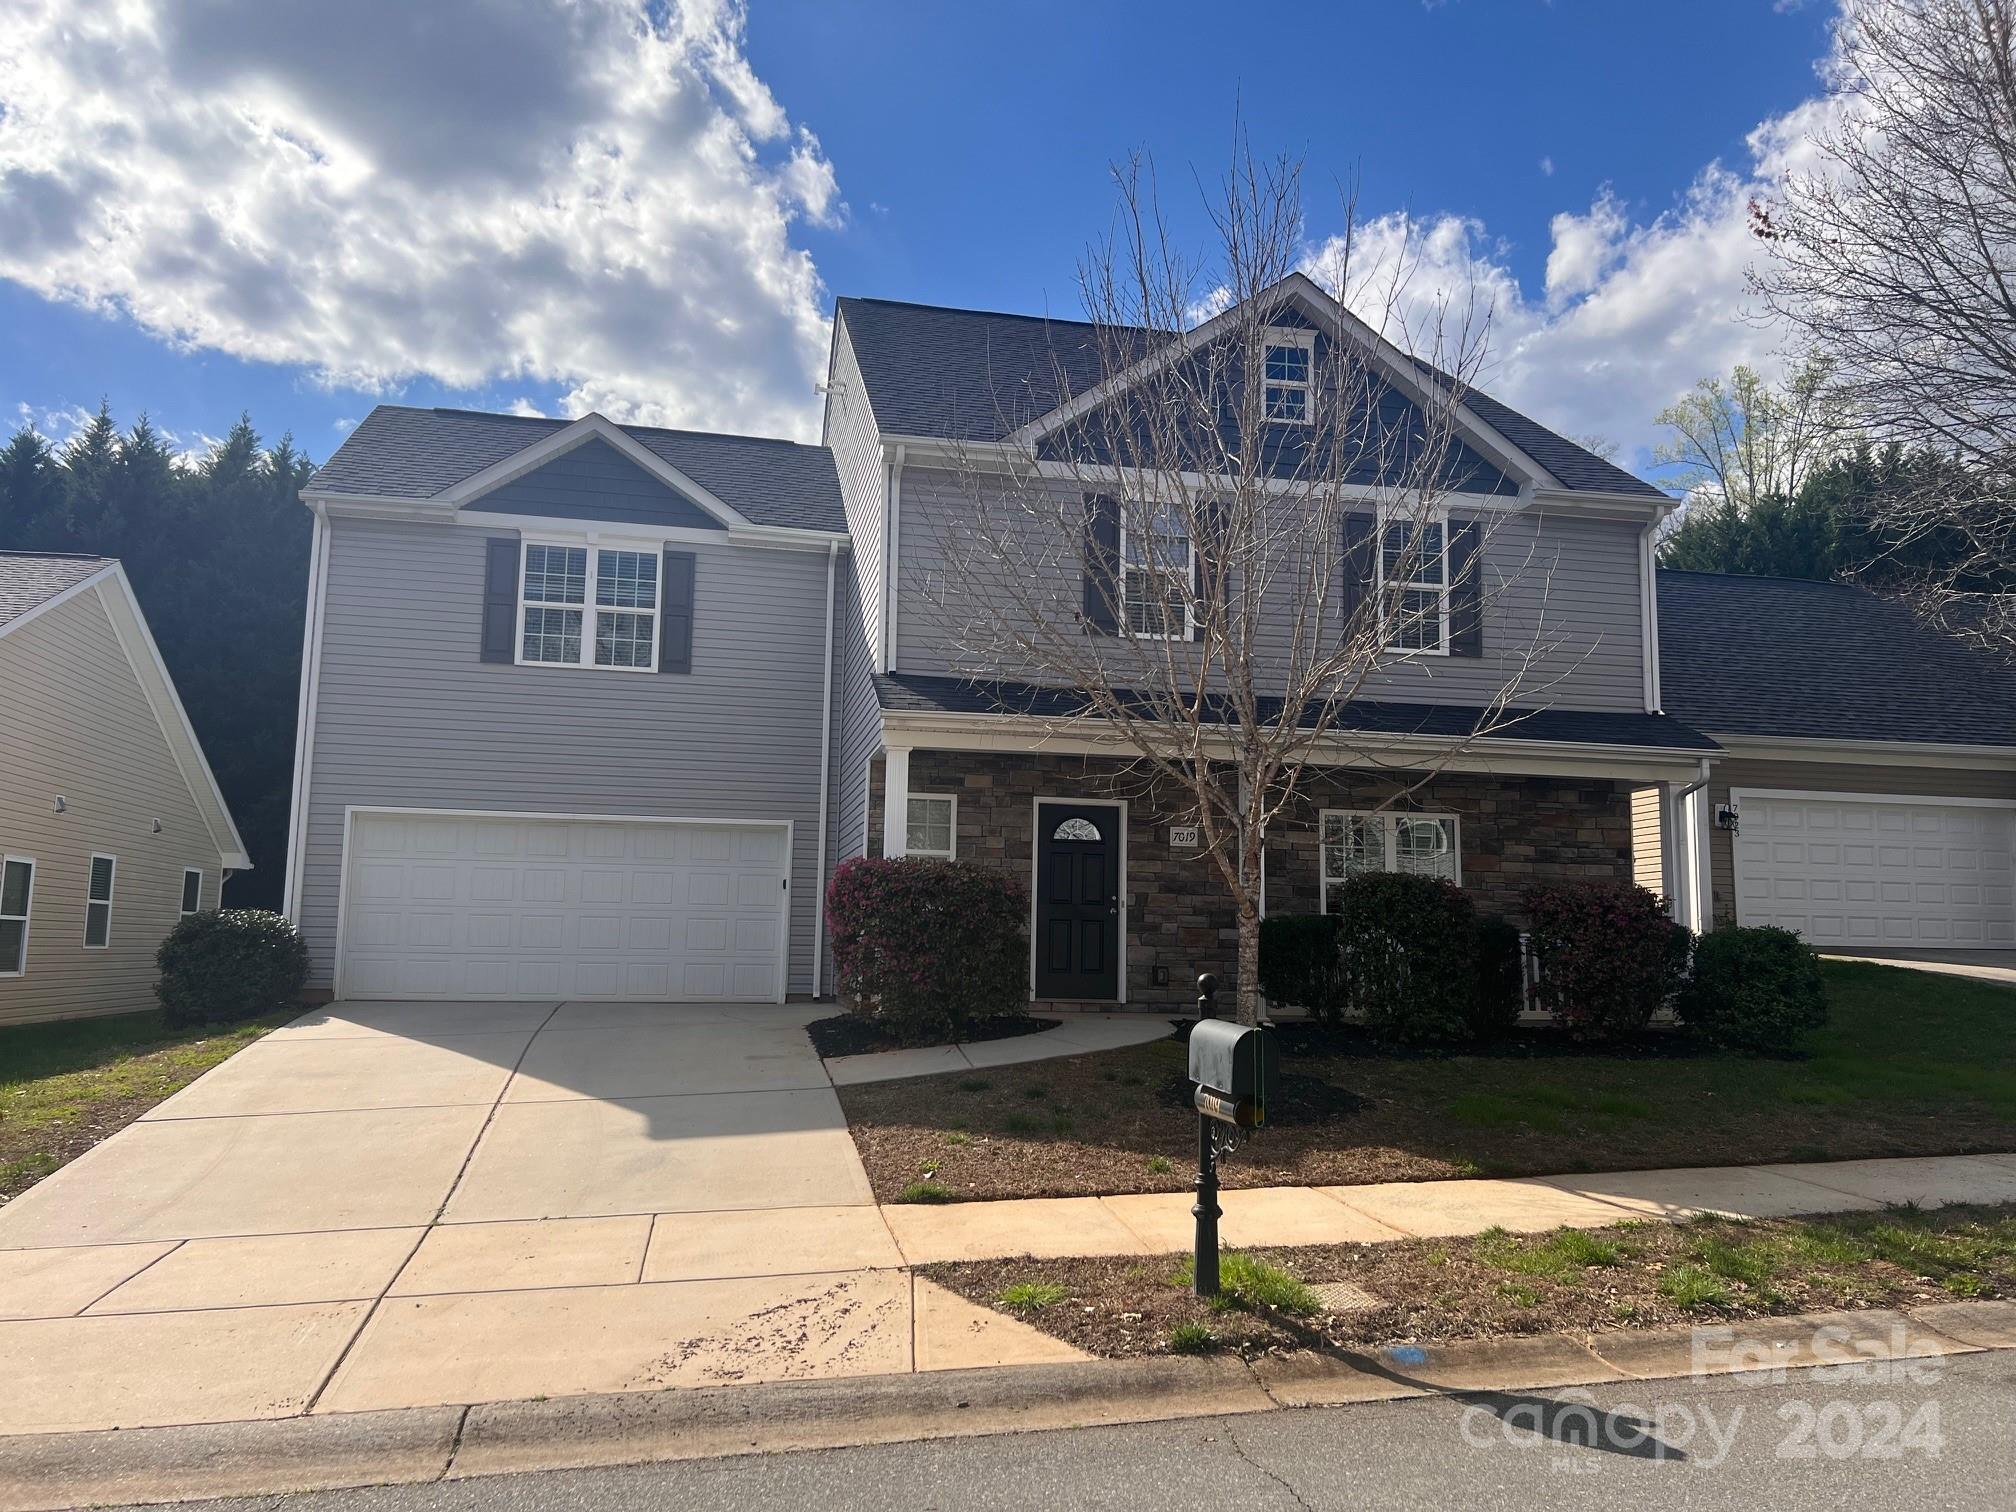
<box><xmin>282</xmin><ymin>505</ymin><xmax>332</xmax><ymax>923</ymax></box>
<box><xmin>882</xmin><ymin>443</ymin><xmax>905</xmax><ymax>673</ymax></box>
<box><xmin>812</xmin><ymin>539</ymin><xmax>839</xmax><ymax>999</ymax></box>
<box><xmin>1671</xmin><ymin>758</ymin><xmax>1713</xmax><ymax>933</ymax></box>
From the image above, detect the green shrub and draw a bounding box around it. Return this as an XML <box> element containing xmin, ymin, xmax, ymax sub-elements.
<box><xmin>1470</xmin><ymin>916</ymin><xmax>1526</xmax><ymax>1039</ymax></box>
<box><xmin>1257</xmin><ymin>913</ymin><xmax>1345</xmax><ymax>1020</ymax></box>
<box><xmin>826</xmin><ymin>857</ymin><xmax>1028</xmax><ymax>1045</ymax></box>
<box><xmin>1677</xmin><ymin>925</ymin><xmax>1828</xmax><ymax>1053</ymax></box>
<box><xmin>1524</xmin><ymin>881</ymin><xmax>1690</xmax><ymax>1042</ymax></box>
<box><xmin>1336</xmin><ymin>873</ymin><xmax>1480</xmax><ymax>1046</ymax></box>
<box><xmin>155</xmin><ymin>909</ymin><xmax>309</xmax><ymax>1028</ymax></box>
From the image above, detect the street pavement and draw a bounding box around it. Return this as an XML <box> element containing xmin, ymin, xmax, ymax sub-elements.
<box><xmin>97</xmin><ymin>1348</ymin><xmax>2016</xmax><ymax>1511</ymax></box>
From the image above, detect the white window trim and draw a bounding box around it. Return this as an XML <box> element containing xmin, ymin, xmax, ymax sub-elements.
<box><xmin>905</xmin><ymin>792</ymin><xmax>958</xmax><ymax>859</ymax></box>
<box><xmin>515</xmin><ymin>536</ymin><xmax>663</xmax><ymax>673</ymax></box>
<box><xmin>0</xmin><ymin>854</ymin><xmax>34</xmax><ymax>978</ymax></box>
<box><xmin>181</xmin><ymin>867</ymin><xmax>204</xmax><ymax>917</ymax></box>
<box><xmin>84</xmin><ymin>852</ymin><xmax>116</xmax><ymax>950</ymax></box>
<box><xmin>1119</xmin><ymin>509</ymin><xmax>1195</xmax><ymax>641</ymax></box>
<box><xmin>1260</xmin><ymin>326</ymin><xmax>1316</xmax><ymax>427</ymax></box>
<box><xmin>1375</xmin><ymin>506</ymin><xmax>1453</xmax><ymax>658</ymax></box>
<box><xmin>1318</xmin><ymin>810</ymin><xmax>1463</xmax><ymax>912</ymax></box>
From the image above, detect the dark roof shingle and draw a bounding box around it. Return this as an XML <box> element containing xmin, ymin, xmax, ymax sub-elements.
<box><xmin>1658</xmin><ymin>570</ymin><xmax>2016</xmax><ymax>746</ymax></box>
<box><xmin>308</xmin><ymin>407</ymin><xmax>846</xmax><ymax>533</ymax></box>
<box><xmin>876</xmin><ymin>671</ymin><xmax>1718</xmax><ymax>753</ymax></box>
<box><xmin>837</xmin><ymin>296</ymin><xmax>1666</xmax><ymax>498</ymax></box>
<box><xmin>0</xmin><ymin>552</ymin><xmax>112</xmax><ymax>628</ymax></box>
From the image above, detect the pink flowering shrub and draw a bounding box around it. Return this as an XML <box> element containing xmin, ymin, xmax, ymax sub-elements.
<box><xmin>1524</xmin><ymin>880</ymin><xmax>1691</xmax><ymax>1042</ymax></box>
<box><xmin>825</xmin><ymin>857</ymin><xmax>1028</xmax><ymax>1045</ymax></box>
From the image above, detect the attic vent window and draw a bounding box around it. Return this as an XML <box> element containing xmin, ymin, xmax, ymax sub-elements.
<box><xmin>1261</xmin><ymin>327</ymin><xmax>1315</xmax><ymax>425</ymax></box>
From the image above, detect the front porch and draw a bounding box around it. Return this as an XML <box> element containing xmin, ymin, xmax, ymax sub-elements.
<box><xmin>864</xmin><ymin>748</ymin><xmax>1641</xmax><ymax>1011</ymax></box>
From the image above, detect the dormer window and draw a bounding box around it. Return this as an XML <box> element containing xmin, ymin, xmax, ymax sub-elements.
<box><xmin>1261</xmin><ymin>327</ymin><xmax>1315</xmax><ymax>425</ymax></box>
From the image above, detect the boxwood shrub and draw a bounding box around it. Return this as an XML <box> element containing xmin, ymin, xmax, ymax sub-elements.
<box><xmin>826</xmin><ymin>856</ymin><xmax>1028</xmax><ymax>1045</ymax></box>
<box><xmin>156</xmin><ymin>909</ymin><xmax>310</xmax><ymax>1028</ymax></box>
<box><xmin>1678</xmin><ymin>924</ymin><xmax>1828</xmax><ymax>1053</ymax></box>
<box><xmin>1336</xmin><ymin>872</ymin><xmax>1482</xmax><ymax>1047</ymax></box>
<box><xmin>1257</xmin><ymin>912</ymin><xmax>1346</xmax><ymax>1021</ymax></box>
<box><xmin>1524</xmin><ymin>880</ymin><xmax>1690</xmax><ymax>1042</ymax></box>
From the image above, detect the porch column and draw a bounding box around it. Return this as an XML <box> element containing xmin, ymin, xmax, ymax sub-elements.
<box><xmin>881</xmin><ymin>745</ymin><xmax>912</xmax><ymax>859</ymax></box>
<box><xmin>1656</xmin><ymin>779</ymin><xmax>1684</xmax><ymax>924</ymax></box>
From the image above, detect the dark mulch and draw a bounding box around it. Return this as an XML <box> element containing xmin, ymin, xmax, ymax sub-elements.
<box><xmin>924</xmin><ymin>1203</ymin><xmax>2016</xmax><ymax>1361</ymax></box>
<box><xmin>806</xmin><ymin>1012</ymin><xmax>1061</xmax><ymax>1060</ymax></box>
<box><xmin>1154</xmin><ymin>1070</ymin><xmax>1366</xmax><ymax>1123</ymax></box>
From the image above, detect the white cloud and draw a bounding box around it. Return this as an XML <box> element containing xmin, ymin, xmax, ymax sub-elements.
<box><xmin>0</xmin><ymin>0</ymin><xmax>838</xmax><ymax>440</ymax></box>
<box><xmin>1538</xmin><ymin>156</ymin><xmax>1555</xmax><ymax>177</ymax></box>
<box><xmin>332</xmin><ymin>417</ymin><xmax>357</xmax><ymax>434</ymax></box>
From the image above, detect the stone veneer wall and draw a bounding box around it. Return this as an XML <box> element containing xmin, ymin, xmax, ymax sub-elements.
<box><xmin>864</xmin><ymin>751</ymin><xmax>1632</xmax><ymax>1011</ymax></box>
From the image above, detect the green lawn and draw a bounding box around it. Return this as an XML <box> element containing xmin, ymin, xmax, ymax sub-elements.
<box><xmin>0</xmin><ymin>1009</ymin><xmax>296</xmax><ymax>1202</ymax></box>
<box><xmin>840</xmin><ymin>961</ymin><xmax>2016</xmax><ymax>1202</ymax></box>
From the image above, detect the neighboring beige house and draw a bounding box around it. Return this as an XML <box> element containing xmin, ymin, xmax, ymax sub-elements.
<box><xmin>0</xmin><ymin>553</ymin><xmax>251</xmax><ymax>1026</ymax></box>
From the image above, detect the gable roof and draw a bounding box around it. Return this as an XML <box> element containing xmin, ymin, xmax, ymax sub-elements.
<box><xmin>0</xmin><ymin>554</ymin><xmax>251</xmax><ymax>868</ymax></box>
<box><xmin>835</xmin><ymin>293</ymin><xmax>1667</xmax><ymax>500</ymax></box>
<box><xmin>0</xmin><ymin>552</ymin><xmax>114</xmax><ymax>628</ymax></box>
<box><xmin>1657</xmin><ymin>569</ymin><xmax>2016</xmax><ymax>747</ymax></box>
<box><xmin>308</xmin><ymin>406</ymin><xmax>847</xmax><ymax>533</ymax></box>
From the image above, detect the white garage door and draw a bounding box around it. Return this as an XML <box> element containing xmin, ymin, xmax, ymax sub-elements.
<box><xmin>338</xmin><ymin>812</ymin><xmax>789</xmax><ymax>1001</ymax></box>
<box><xmin>1733</xmin><ymin>791</ymin><xmax>2016</xmax><ymax>949</ymax></box>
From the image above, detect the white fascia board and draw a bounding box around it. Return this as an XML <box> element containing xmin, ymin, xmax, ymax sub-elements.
<box><xmin>453</xmin><ymin>508</ymin><xmax>846</xmax><ymax>554</ymax></box>
<box><xmin>999</xmin><ymin>272</ymin><xmax>1562</xmax><ymax>494</ymax></box>
<box><xmin>878</xmin><ymin>709</ymin><xmax>1710</xmax><ymax>784</ymax></box>
<box><xmin>1529</xmin><ymin>487</ymin><xmax>1676</xmax><ymax>523</ymax></box>
<box><xmin>1708</xmin><ymin>734</ymin><xmax>2016</xmax><ymax>771</ymax></box>
<box><xmin>93</xmin><ymin>568</ymin><xmax>253</xmax><ymax>870</ymax></box>
<box><xmin>0</xmin><ymin>562</ymin><xmax>120</xmax><ymax>644</ymax></box>
<box><xmin>430</xmin><ymin>413</ymin><xmax>755</xmax><ymax>529</ymax></box>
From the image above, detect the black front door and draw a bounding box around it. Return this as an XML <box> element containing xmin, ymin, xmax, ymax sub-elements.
<box><xmin>1034</xmin><ymin>802</ymin><xmax>1120</xmax><ymax>1000</ymax></box>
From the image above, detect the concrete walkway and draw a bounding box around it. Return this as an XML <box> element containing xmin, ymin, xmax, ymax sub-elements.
<box><xmin>822</xmin><ymin>1011</ymin><xmax>1173</xmax><ymax>1086</ymax></box>
<box><xmin>1823</xmin><ymin>949</ymin><xmax>2016</xmax><ymax>987</ymax></box>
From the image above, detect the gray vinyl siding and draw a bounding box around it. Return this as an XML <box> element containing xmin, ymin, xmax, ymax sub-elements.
<box><xmin>0</xmin><ymin>589</ymin><xmax>226</xmax><ymax>1026</ymax></box>
<box><xmin>296</xmin><ymin>515</ymin><xmax>834</xmax><ymax>994</ymax></box>
<box><xmin>1630</xmin><ymin>786</ymin><xmax>1664</xmax><ymax>894</ymax></box>
<box><xmin>824</xmin><ymin>317</ymin><xmax>887</xmax><ymax>671</ymax></box>
<box><xmin>475</xmin><ymin>438</ymin><xmax>726</xmax><ymax>530</ymax></box>
<box><xmin>1706</xmin><ymin>755</ymin><xmax>2016</xmax><ymax>929</ymax></box>
<box><xmin>891</xmin><ymin>465</ymin><xmax>1649</xmax><ymax>711</ymax></box>
<box><xmin>830</xmin><ymin>569</ymin><xmax>882</xmax><ymax>873</ymax></box>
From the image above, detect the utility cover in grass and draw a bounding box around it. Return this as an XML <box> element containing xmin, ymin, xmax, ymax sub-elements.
<box><xmin>1309</xmin><ymin>1280</ymin><xmax>1382</xmax><ymax>1313</ymax></box>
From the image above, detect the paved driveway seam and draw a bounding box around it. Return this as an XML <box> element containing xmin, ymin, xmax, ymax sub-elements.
<box><xmin>300</xmin><ymin>1002</ymin><xmax>565</xmax><ymax>1415</ymax></box>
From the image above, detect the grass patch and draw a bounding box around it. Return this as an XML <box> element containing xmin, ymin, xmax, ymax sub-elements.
<box><xmin>896</xmin><ymin>1181</ymin><xmax>955</xmax><ymax>1204</ymax></box>
<box><xmin>1659</xmin><ymin>1264</ymin><xmax>1735</xmax><ymax>1309</ymax></box>
<box><xmin>943</xmin><ymin>1130</ymin><xmax>972</xmax><ymax>1147</ymax></box>
<box><xmin>0</xmin><ymin>1008</ymin><xmax>294</xmax><ymax>1202</ymax></box>
<box><xmin>1473</xmin><ymin>1225</ymin><xmax>1622</xmax><ymax>1278</ymax></box>
<box><xmin>996</xmin><ymin>1281</ymin><xmax>1068</xmax><ymax>1311</ymax></box>
<box><xmin>1146</xmin><ymin>1154</ymin><xmax>1173</xmax><ymax>1175</ymax></box>
<box><xmin>1168</xmin><ymin>1321</ymin><xmax>1220</xmax><ymax>1354</ymax></box>
<box><xmin>956</xmin><ymin>1078</ymin><xmax>993</xmax><ymax>1094</ymax></box>
<box><xmin>1171</xmin><ymin>1251</ymin><xmax>1319</xmax><ymax>1316</ymax></box>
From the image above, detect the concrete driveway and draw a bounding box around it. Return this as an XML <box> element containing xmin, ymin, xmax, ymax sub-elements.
<box><xmin>0</xmin><ymin>1001</ymin><xmax>1075</xmax><ymax>1436</ymax></box>
<box><xmin>1822</xmin><ymin>948</ymin><xmax>2016</xmax><ymax>987</ymax></box>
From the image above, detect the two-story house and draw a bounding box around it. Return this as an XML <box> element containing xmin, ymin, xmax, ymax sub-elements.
<box><xmin>287</xmin><ymin>276</ymin><xmax>1740</xmax><ymax>1007</ymax></box>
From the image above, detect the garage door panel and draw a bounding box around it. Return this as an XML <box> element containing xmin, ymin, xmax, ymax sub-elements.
<box><xmin>1735</xmin><ymin>793</ymin><xmax>2015</xmax><ymax>949</ymax></box>
<box><xmin>340</xmin><ymin>815</ymin><xmax>786</xmax><ymax>1000</ymax></box>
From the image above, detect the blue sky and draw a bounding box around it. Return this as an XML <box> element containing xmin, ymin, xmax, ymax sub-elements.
<box><xmin>0</xmin><ymin>0</ymin><xmax>1837</xmax><ymax>474</ymax></box>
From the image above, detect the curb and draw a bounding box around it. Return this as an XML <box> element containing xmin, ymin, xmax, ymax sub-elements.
<box><xmin>3</xmin><ymin>1300</ymin><xmax>2010</xmax><ymax>1510</ymax></box>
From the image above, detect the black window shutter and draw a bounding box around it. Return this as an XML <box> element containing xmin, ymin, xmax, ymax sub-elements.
<box><xmin>660</xmin><ymin>549</ymin><xmax>695</xmax><ymax>673</ymax></box>
<box><xmin>1449</xmin><ymin>519</ymin><xmax>1483</xmax><ymax>658</ymax></box>
<box><xmin>480</xmin><ymin>535</ymin><xmax>521</xmax><ymax>663</ymax></box>
<box><xmin>1340</xmin><ymin>512</ymin><xmax>1377</xmax><ymax>630</ymax></box>
<box><xmin>1082</xmin><ymin>494</ymin><xmax>1120</xmax><ymax>635</ymax></box>
<box><xmin>1192</xmin><ymin>499</ymin><xmax>1228</xmax><ymax>642</ymax></box>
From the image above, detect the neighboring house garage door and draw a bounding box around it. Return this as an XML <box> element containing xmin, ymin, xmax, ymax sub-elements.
<box><xmin>337</xmin><ymin>811</ymin><xmax>789</xmax><ymax>1001</ymax></box>
<box><xmin>1732</xmin><ymin>790</ymin><xmax>2016</xmax><ymax>949</ymax></box>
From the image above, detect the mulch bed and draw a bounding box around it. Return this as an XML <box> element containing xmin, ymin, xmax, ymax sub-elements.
<box><xmin>805</xmin><ymin>1012</ymin><xmax>1061</xmax><ymax>1060</ymax></box>
<box><xmin>923</xmin><ymin>1204</ymin><xmax>2016</xmax><ymax>1361</ymax></box>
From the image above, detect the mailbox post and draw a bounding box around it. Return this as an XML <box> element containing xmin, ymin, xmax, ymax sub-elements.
<box><xmin>1186</xmin><ymin>983</ymin><xmax>1278</xmax><ymax>1299</ymax></box>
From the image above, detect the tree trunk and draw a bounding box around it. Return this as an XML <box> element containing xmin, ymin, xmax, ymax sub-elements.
<box><xmin>1235</xmin><ymin>896</ymin><xmax>1262</xmax><ymax>1026</ymax></box>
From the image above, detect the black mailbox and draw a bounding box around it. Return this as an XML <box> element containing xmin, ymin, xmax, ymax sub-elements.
<box><xmin>1188</xmin><ymin>1020</ymin><xmax>1278</xmax><ymax>1127</ymax></box>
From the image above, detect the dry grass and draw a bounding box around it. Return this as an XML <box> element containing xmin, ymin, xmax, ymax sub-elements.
<box><xmin>838</xmin><ymin>963</ymin><xmax>2016</xmax><ymax>1203</ymax></box>
<box><xmin>923</xmin><ymin>1203</ymin><xmax>2016</xmax><ymax>1360</ymax></box>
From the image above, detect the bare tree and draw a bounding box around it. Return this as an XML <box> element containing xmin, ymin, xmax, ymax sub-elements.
<box><xmin>1752</xmin><ymin>0</ymin><xmax>2016</xmax><ymax>655</ymax></box>
<box><xmin>1652</xmin><ymin>360</ymin><xmax>1843</xmax><ymax>512</ymax></box>
<box><xmin>915</xmin><ymin>152</ymin><xmax>1571</xmax><ymax>1024</ymax></box>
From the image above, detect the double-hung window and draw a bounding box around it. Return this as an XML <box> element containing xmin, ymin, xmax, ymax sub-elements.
<box><xmin>1122</xmin><ymin>503</ymin><xmax>1193</xmax><ymax>639</ymax></box>
<box><xmin>181</xmin><ymin>868</ymin><xmax>204</xmax><ymax>916</ymax></box>
<box><xmin>519</xmin><ymin>542</ymin><xmax>660</xmax><ymax>671</ymax></box>
<box><xmin>1319</xmin><ymin>811</ymin><xmax>1460</xmax><ymax>911</ymax></box>
<box><xmin>1378</xmin><ymin>511</ymin><xmax>1450</xmax><ymax>654</ymax></box>
<box><xmin>905</xmin><ymin>794</ymin><xmax>956</xmax><ymax>858</ymax></box>
<box><xmin>1261</xmin><ymin>327</ymin><xmax>1315</xmax><ymax>425</ymax></box>
<box><xmin>84</xmin><ymin>854</ymin><xmax>114</xmax><ymax>949</ymax></box>
<box><xmin>0</xmin><ymin>857</ymin><xmax>33</xmax><ymax>976</ymax></box>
